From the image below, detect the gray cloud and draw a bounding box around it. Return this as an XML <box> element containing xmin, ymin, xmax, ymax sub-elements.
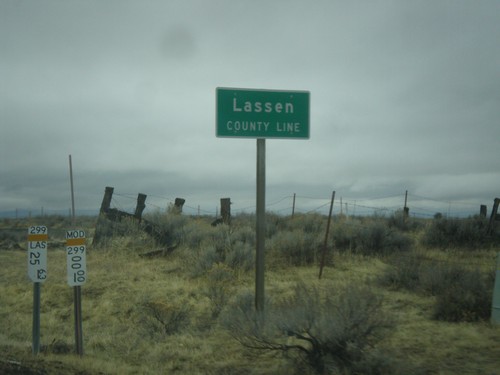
<box><xmin>1</xmin><ymin>0</ymin><xmax>499</xmax><ymax>218</ymax></box>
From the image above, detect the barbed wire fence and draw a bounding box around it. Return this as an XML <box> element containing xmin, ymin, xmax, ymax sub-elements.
<box><xmin>1</xmin><ymin>190</ymin><xmax>498</xmax><ymax>274</ymax></box>
<box><xmin>1</xmin><ymin>190</ymin><xmax>494</xmax><ymax>220</ymax></box>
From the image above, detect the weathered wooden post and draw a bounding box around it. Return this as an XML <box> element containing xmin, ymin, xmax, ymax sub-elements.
<box><xmin>480</xmin><ymin>205</ymin><xmax>487</xmax><ymax>218</ymax></box>
<box><xmin>220</xmin><ymin>198</ymin><xmax>231</xmax><ymax>225</ymax></box>
<box><xmin>100</xmin><ymin>186</ymin><xmax>114</xmax><ymax>214</ymax></box>
<box><xmin>93</xmin><ymin>186</ymin><xmax>114</xmax><ymax>247</ymax></box>
<box><xmin>487</xmin><ymin>198</ymin><xmax>500</xmax><ymax>235</ymax></box>
<box><xmin>174</xmin><ymin>198</ymin><xmax>186</xmax><ymax>213</ymax></box>
<box><xmin>134</xmin><ymin>193</ymin><xmax>147</xmax><ymax>221</ymax></box>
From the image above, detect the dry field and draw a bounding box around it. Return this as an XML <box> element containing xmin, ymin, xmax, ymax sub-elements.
<box><xmin>1</xmin><ymin>213</ymin><xmax>499</xmax><ymax>374</ymax></box>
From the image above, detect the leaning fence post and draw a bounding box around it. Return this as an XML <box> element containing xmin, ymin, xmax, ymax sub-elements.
<box><xmin>487</xmin><ymin>198</ymin><xmax>500</xmax><ymax>235</ymax></box>
<box><xmin>93</xmin><ymin>186</ymin><xmax>114</xmax><ymax>247</ymax></box>
<box><xmin>319</xmin><ymin>190</ymin><xmax>335</xmax><ymax>279</ymax></box>
<box><xmin>100</xmin><ymin>187</ymin><xmax>114</xmax><ymax>214</ymax></box>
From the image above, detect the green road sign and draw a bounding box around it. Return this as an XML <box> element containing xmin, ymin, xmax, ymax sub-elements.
<box><xmin>216</xmin><ymin>87</ymin><xmax>310</xmax><ymax>139</ymax></box>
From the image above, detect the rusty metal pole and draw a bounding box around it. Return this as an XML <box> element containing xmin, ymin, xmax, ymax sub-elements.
<box><xmin>319</xmin><ymin>191</ymin><xmax>335</xmax><ymax>279</ymax></box>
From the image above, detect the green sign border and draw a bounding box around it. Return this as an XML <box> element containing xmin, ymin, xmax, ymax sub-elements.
<box><xmin>216</xmin><ymin>87</ymin><xmax>310</xmax><ymax>139</ymax></box>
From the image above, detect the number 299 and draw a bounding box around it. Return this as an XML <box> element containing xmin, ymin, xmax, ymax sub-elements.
<box><xmin>29</xmin><ymin>226</ymin><xmax>47</xmax><ymax>234</ymax></box>
<box><xmin>67</xmin><ymin>246</ymin><xmax>85</xmax><ymax>255</ymax></box>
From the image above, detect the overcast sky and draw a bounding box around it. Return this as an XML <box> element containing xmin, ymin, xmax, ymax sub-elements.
<box><xmin>1</xmin><ymin>0</ymin><xmax>499</xmax><ymax>218</ymax></box>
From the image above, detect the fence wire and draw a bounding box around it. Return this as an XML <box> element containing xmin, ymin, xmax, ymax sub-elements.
<box><xmin>1</xmin><ymin>190</ymin><xmax>494</xmax><ymax>220</ymax></box>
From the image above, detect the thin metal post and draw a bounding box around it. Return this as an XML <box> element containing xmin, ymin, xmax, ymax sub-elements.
<box><xmin>255</xmin><ymin>139</ymin><xmax>266</xmax><ymax>312</ymax></box>
<box><xmin>32</xmin><ymin>282</ymin><xmax>41</xmax><ymax>355</ymax></box>
<box><xmin>69</xmin><ymin>154</ymin><xmax>83</xmax><ymax>356</ymax></box>
<box><xmin>69</xmin><ymin>155</ymin><xmax>76</xmax><ymax>224</ymax></box>
<box><xmin>74</xmin><ymin>285</ymin><xmax>83</xmax><ymax>356</ymax></box>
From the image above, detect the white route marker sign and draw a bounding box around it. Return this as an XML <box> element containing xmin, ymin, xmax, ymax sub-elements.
<box><xmin>28</xmin><ymin>226</ymin><xmax>48</xmax><ymax>282</ymax></box>
<box><xmin>66</xmin><ymin>230</ymin><xmax>87</xmax><ymax>286</ymax></box>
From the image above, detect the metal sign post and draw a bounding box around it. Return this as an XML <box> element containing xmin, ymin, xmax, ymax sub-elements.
<box><xmin>67</xmin><ymin>154</ymin><xmax>85</xmax><ymax>356</ymax></box>
<box><xmin>32</xmin><ymin>282</ymin><xmax>41</xmax><ymax>355</ymax></box>
<box><xmin>216</xmin><ymin>87</ymin><xmax>310</xmax><ymax>313</ymax></box>
<box><xmin>27</xmin><ymin>225</ymin><xmax>48</xmax><ymax>355</ymax></box>
<box><xmin>66</xmin><ymin>230</ymin><xmax>86</xmax><ymax>356</ymax></box>
<box><xmin>255</xmin><ymin>139</ymin><xmax>266</xmax><ymax>312</ymax></box>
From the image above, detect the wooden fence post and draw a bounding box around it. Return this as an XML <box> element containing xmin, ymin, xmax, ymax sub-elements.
<box><xmin>488</xmin><ymin>198</ymin><xmax>500</xmax><ymax>235</ymax></box>
<box><xmin>93</xmin><ymin>186</ymin><xmax>114</xmax><ymax>247</ymax></box>
<box><xmin>174</xmin><ymin>198</ymin><xmax>186</xmax><ymax>213</ymax></box>
<box><xmin>480</xmin><ymin>205</ymin><xmax>487</xmax><ymax>218</ymax></box>
<box><xmin>134</xmin><ymin>193</ymin><xmax>147</xmax><ymax>221</ymax></box>
<box><xmin>221</xmin><ymin>198</ymin><xmax>231</xmax><ymax>225</ymax></box>
<box><xmin>99</xmin><ymin>186</ymin><xmax>114</xmax><ymax>214</ymax></box>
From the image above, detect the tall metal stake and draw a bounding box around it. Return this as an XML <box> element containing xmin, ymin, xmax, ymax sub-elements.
<box><xmin>319</xmin><ymin>191</ymin><xmax>335</xmax><ymax>279</ymax></box>
<box><xmin>255</xmin><ymin>139</ymin><xmax>266</xmax><ymax>312</ymax></box>
<box><xmin>69</xmin><ymin>155</ymin><xmax>76</xmax><ymax>224</ymax></box>
<box><xmin>69</xmin><ymin>155</ymin><xmax>83</xmax><ymax>356</ymax></box>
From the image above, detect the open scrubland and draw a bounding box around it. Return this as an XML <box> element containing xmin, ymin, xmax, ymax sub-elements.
<box><xmin>1</xmin><ymin>211</ymin><xmax>499</xmax><ymax>374</ymax></box>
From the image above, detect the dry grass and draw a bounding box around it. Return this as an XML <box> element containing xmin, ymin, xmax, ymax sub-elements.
<box><xmin>1</xmin><ymin>215</ymin><xmax>499</xmax><ymax>374</ymax></box>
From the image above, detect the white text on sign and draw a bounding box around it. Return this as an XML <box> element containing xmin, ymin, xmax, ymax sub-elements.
<box><xmin>216</xmin><ymin>88</ymin><xmax>310</xmax><ymax>139</ymax></box>
<box><xmin>232</xmin><ymin>98</ymin><xmax>294</xmax><ymax>114</ymax></box>
<box><xmin>66</xmin><ymin>230</ymin><xmax>87</xmax><ymax>286</ymax></box>
<box><xmin>27</xmin><ymin>226</ymin><xmax>48</xmax><ymax>282</ymax></box>
<box><xmin>225</xmin><ymin>121</ymin><xmax>301</xmax><ymax>135</ymax></box>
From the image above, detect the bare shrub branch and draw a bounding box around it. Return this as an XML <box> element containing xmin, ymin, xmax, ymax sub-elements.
<box><xmin>222</xmin><ymin>283</ymin><xmax>393</xmax><ymax>374</ymax></box>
